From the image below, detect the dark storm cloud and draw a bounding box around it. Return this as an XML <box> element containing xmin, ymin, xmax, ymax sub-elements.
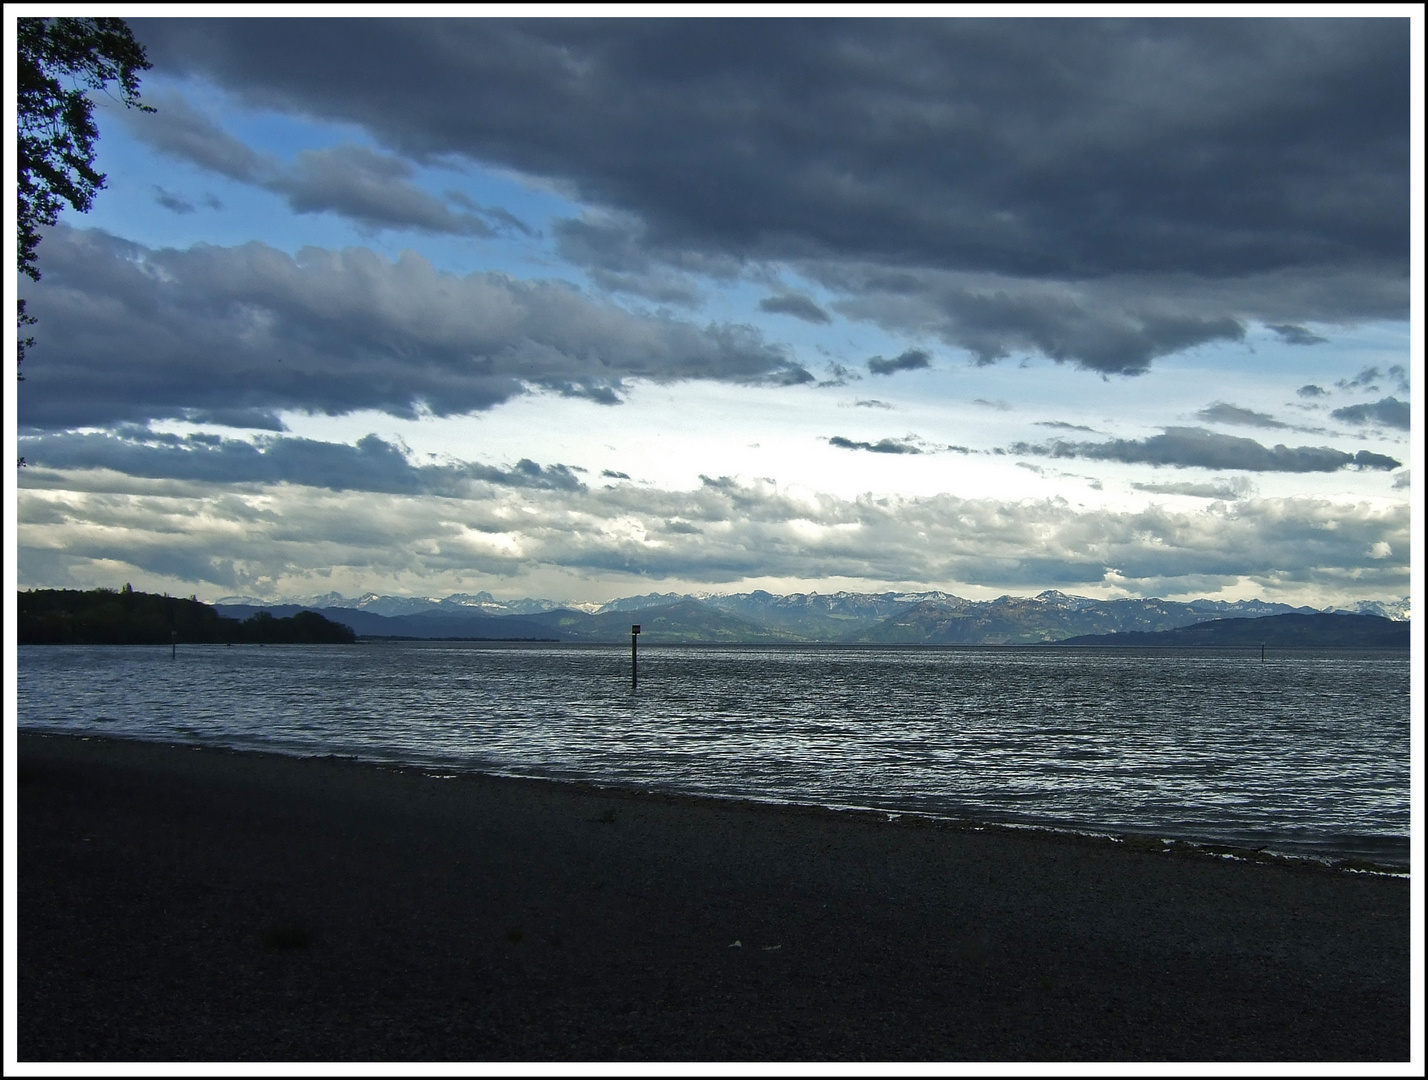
<box><xmin>662</xmin><ymin>519</ymin><xmax>703</xmax><ymax>535</ymax></box>
<box><xmin>132</xmin><ymin>17</ymin><xmax>1410</xmax><ymax>372</ymax></box>
<box><xmin>1196</xmin><ymin>402</ymin><xmax>1288</xmax><ymax>429</ymax></box>
<box><xmin>1330</xmin><ymin>397</ymin><xmax>1410</xmax><ymax>431</ymax></box>
<box><xmin>1267</xmin><ymin>323</ymin><xmax>1328</xmax><ymax>346</ymax></box>
<box><xmin>18</xmin><ymin>430</ymin><xmax>426</xmax><ymax>492</ymax></box>
<box><xmin>134</xmin><ymin>18</ymin><xmax>1409</xmax><ymax>277</ymax></box>
<box><xmin>1012</xmin><ymin>427</ymin><xmax>1401</xmax><ymax>472</ymax></box>
<box><xmin>1343</xmin><ymin>364</ymin><xmax>1416</xmax><ymax>399</ymax></box>
<box><xmin>153</xmin><ymin>186</ymin><xmax>197</xmax><ymax>214</ymax></box>
<box><xmin>867</xmin><ymin>349</ymin><xmax>931</xmax><ymax>376</ymax></box>
<box><xmin>826</xmin><ymin>269</ymin><xmax>1254</xmax><ymax>374</ymax></box>
<box><xmin>772</xmin><ymin>367</ymin><xmax>816</xmax><ymax>386</ymax></box>
<box><xmin>125</xmin><ymin>90</ymin><xmax>271</xmax><ymax>182</ymax></box>
<box><xmin>444</xmin><ymin>190</ymin><xmax>534</xmax><ymax>235</ymax></box>
<box><xmin>817</xmin><ymin>362</ymin><xmax>859</xmax><ymax>387</ymax></box>
<box><xmin>17</xmin><ymin>225</ymin><xmax>801</xmax><ymax>432</ymax></box>
<box><xmin>1297</xmin><ymin>384</ymin><xmax>1328</xmax><ymax>398</ymax></box>
<box><xmin>1337</xmin><ymin>366</ymin><xmax>1383</xmax><ymax>392</ymax></box>
<box><xmin>759</xmin><ymin>293</ymin><xmax>832</xmax><ymax>324</ymax></box>
<box><xmin>502</xmin><ymin>458</ymin><xmax>586</xmax><ymax>491</ymax></box>
<box><xmin>15</xmin><ymin>429</ymin><xmax>588</xmax><ymax>495</ymax></box>
<box><xmin>271</xmin><ymin>145</ymin><xmax>499</xmax><ymax>236</ymax></box>
<box><xmin>550</xmin><ymin>212</ymin><xmax>740</xmax><ymax>306</ymax></box>
<box><xmin>181</xmin><ymin>407</ymin><xmax>286</xmax><ymax>431</ymax></box>
<box><xmin>125</xmin><ymin>92</ymin><xmax>509</xmax><ymax>237</ymax></box>
<box><xmin>827</xmin><ymin>436</ymin><xmax>921</xmax><ymax>455</ymax></box>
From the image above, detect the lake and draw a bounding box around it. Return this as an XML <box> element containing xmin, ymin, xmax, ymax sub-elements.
<box><xmin>15</xmin><ymin>641</ymin><xmax>1411</xmax><ymax>868</ymax></box>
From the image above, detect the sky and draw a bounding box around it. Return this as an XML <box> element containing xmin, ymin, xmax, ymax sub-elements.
<box><xmin>8</xmin><ymin>10</ymin><xmax>1421</xmax><ymax>609</ymax></box>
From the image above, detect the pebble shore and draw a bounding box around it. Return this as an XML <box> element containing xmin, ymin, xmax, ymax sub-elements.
<box><xmin>17</xmin><ymin>732</ymin><xmax>1410</xmax><ymax>1062</ymax></box>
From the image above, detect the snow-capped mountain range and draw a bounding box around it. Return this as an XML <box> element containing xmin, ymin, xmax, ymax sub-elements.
<box><xmin>211</xmin><ymin>588</ymin><xmax>1409</xmax><ymax>644</ymax></box>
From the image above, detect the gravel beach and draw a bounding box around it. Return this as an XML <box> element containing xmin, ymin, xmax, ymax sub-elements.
<box><xmin>17</xmin><ymin>731</ymin><xmax>1410</xmax><ymax>1063</ymax></box>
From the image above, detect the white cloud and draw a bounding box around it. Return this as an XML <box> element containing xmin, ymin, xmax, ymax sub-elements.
<box><xmin>18</xmin><ymin>466</ymin><xmax>1409</xmax><ymax>608</ymax></box>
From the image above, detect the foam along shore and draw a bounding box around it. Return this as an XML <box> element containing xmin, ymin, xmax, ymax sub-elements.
<box><xmin>18</xmin><ymin>732</ymin><xmax>1410</xmax><ymax>1062</ymax></box>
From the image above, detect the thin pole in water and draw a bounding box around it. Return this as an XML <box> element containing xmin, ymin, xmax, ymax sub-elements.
<box><xmin>631</xmin><ymin>624</ymin><xmax>641</xmax><ymax>689</ymax></box>
<box><xmin>171</xmin><ymin>629</ymin><xmax>177</xmax><ymax>659</ymax></box>
<box><xmin>1261</xmin><ymin>641</ymin><xmax>1265</xmax><ymax>663</ymax></box>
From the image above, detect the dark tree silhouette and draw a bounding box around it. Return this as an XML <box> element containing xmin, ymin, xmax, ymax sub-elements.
<box><xmin>18</xmin><ymin>587</ymin><xmax>359</xmax><ymax>645</ymax></box>
<box><xmin>17</xmin><ymin>17</ymin><xmax>153</xmax><ymax>391</ymax></box>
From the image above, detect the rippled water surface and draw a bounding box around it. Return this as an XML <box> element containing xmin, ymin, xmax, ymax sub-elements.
<box><xmin>17</xmin><ymin>641</ymin><xmax>1411</xmax><ymax>866</ymax></box>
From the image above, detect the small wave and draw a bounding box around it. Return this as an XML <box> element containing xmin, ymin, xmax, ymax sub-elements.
<box><xmin>17</xmin><ymin>643</ymin><xmax>1408</xmax><ymax>869</ymax></box>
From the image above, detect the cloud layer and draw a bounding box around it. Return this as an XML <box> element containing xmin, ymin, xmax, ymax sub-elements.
<box><xmin>130</xmin><ymin>17</ymin><xmax>1409</xmax><ymax>374</ymax></box>
<box><xmin>1331</xmin><ymin>397</ymin><xmax>1410</xmax><ymax>430</ymax></box>
<box><xmin>20</xmin><ymin>461</ymin><xmax>1409</xmax><ymax>604</ymax></box>
<box><xmin>828</xmin><ymin>435</ymin><xmax>921</xmax><ymax>455</ymax></box>
<box><xmin>758</xmin><ymin>292</ymin><xmax>832</xmax><ymax>324</ymax></box>
<box><xmin>12</xmin><ymin>18</ymin><xmax>1410</xmax><ymax>613</ymax></box>
<box><xmin>17</xmin><ymin>429</ymin><xmax>587</xmax><ymax>494</ymax></box>
<box><xmin>127</xmin><ymin>92</ymin><xmax>511</xmax><ymax>236</ymax></box>
<box><xmin>17</xmin><ymin>225</ymin><xmax>804</xmax><ymax>431</ymax></box>
<box><xmin>867</xmin><ymin>349</ymin><xmax>931</xmax><ymax>376</ymax></box>
<box><xmin>1012</xmin><ymin>427</ymin><xmax>1401</xmax><ymax>472</ymax></box>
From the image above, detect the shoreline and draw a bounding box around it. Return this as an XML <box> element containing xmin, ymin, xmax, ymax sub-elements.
<box><xmin>18</xmin><ymin>730</ymin><xmax>1411</xmax><ymax>1061</ymax></box>
<box><xmin>19</xmin><ymin>725</ymin><xmax>1411</xmax><ymax>875</ymax></box>
<box><xmin>340</xmin><ymin>758</ymin><xmax>1414</xmax><ymax>877</ymax></box>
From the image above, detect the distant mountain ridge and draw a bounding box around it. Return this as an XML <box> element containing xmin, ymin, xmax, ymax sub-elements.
<box><xmin>1059</xmin><ymin>612</ymin><xmax>1409</xmax><ymax>649</ymax></box>
<box><xmin>217</xmin><ymin>590</ymin><xmax>570</xmax><ymax>618</ymax></box>
<box><xmin>211</xmin><ymin>588</ymin><xmax>1409</xmax><ymax>645</ymax></box>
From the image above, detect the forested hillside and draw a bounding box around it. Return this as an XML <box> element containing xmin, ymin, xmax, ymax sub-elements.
<box><xmin>19</xmin><ymin>587</ymin><xmax>356</xmax><ymax>645</ymax></box>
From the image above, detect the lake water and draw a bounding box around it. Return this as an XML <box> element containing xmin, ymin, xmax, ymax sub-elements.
<box><xmin>15</xmin><ymin>641</ymin><xmax>1411</xmax><ymax>868</ymax></box>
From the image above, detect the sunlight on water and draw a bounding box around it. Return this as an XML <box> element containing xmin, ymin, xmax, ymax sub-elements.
<box><xmin>17</xmin><ymin>642</ymin><xmax>1410</xmax><ymax>866</ymax></box>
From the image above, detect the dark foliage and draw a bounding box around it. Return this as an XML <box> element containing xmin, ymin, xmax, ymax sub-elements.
<box><xmin>18</xmin><ymin>586</ymin><xmax>356</xmax><ymax>645</ymax></box>
<box><xmin>17</xmin><ymin>16</ymin><xmax>152</xmax><ymax>377</ymax></box>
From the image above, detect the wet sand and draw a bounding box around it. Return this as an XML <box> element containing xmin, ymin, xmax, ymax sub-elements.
<box><xmin>17</xmin><ymin>731</ymin><xmax>1410</xmax><ymax>1062</ymax></box>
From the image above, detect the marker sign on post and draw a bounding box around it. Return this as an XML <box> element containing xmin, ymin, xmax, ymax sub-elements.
<box><xmin>631</xmin><ymin>624</ymin><xmax>641</xmax><ymax>689</ymax></box>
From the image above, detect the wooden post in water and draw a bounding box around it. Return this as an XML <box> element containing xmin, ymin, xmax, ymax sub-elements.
<box><xmin>631</xmin><ymin>624</ymin><xmax>641</xmax><ymax>689</ymax></box>
<box><xmin>1261</xmin><ymin>641</ymin><xmax>1265</xmax><ymax>663</ymax></box>
<box><xmin>171</xmin><ymin>629</ymin><xmax>177</xmax><ymax>659</ymax></box>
